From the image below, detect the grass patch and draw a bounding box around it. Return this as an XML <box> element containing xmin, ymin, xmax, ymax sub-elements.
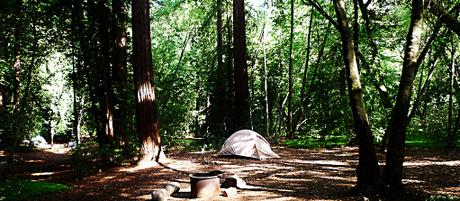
<box><xmin>405</xmin><ymin>137</ymin><xmax>460</xmax><ymax>147</ymax></box>
<box><xmin>405</xmin><ymin>140</ymin><xmax>447</xmax><ymax>147</ymax></box>
<box><xmin>283</xmin><ymin>135</ymin><xmax>351</xmax><ymax>149</ymax></box>
<box><xmin>0</xmin><ymin>179</ymin><xmax>70</xmax><ymax>201</ymax></box>
<box><xmin>284</xmin><ymin>138</ymin><xmax>322</xmax><ymax>149</ymax></box>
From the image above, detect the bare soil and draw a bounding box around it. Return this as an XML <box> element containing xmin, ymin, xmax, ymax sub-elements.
<box><xmin>1</xmin><ymin>145</ymin><xmax>459</xmax><ymax>200</ymax></box>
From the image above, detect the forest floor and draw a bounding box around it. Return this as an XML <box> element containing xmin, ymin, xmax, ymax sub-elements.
<box><xmin>1</xmin><ymin>144</ymin><xmax>459</xmax><ymax>200</ymax></box>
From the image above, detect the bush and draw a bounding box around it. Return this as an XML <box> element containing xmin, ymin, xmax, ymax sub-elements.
<box><xmin>67</xmin><ymin>141</ymin><xmax>135</xmax><ymax>178</ymax></box>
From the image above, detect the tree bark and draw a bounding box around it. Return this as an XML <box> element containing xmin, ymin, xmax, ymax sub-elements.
<box><xmin>233</xmin><ymin>0</ymin><xmax>250</xmax><ymax>129</ymax></box>
<box><xmin>1</xmin><ymin>0</ymin><xmax>37</xmax><ymax>184</ymax></box>
<box><xmin>98</xmin><ymin>0</ymin><xmax>114</xmax><ymax>146</ymax></box>
<box><xmin>426</xmin><ymin>0</ymin><xmax>460</xmax><ymax>37</ymax></box>
<box><xmin>113</xmin><ymin>0</ymin><xmax>129</xmax><ymax>145</ymax></box>
<box><xmin>287</xmin><ymin>0</ymin><xmax>294</xmax><ymax>138</ymax></box>
<box><xmin>333</xmin><ymin>0</ymin><xmax>380</xmax><ymax>196</ymax></box>
<box><xmin>132</xmin><ymin>0</ymin><xmax>164</xmax><ymax>164</ymax></box>
<box><xmin>226</xmin><ymin>0</ymin><xmax>233</xmax><ymax>114</ymax></box>
<box><xmin>382</xmin><ymin>0</ymin><xmax>424</xmax><ymax>190</ymax></box>
<box><xmin>447</xmin><ymin>37</ymin><xmax>457</xmax><ymax>148</ymax></box>
<box><xmin>295</xmin><ymin>9</ymin><xmax>314</xmax><ymax>133</ymax></box>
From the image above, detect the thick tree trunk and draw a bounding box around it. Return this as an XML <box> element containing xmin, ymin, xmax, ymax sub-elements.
<box><xmin>233</xmin><ymin>0</ymin><xmax>250</xmax><ymax>129</ymax></box>
<box><xmin>132</xmin><ymin>0</ymin><xmax>164</xmax><ymax>164</ymax></box>
<box><xmin>214</xmin><ymin>0</ymin><xmax>227</xmax><ymax>134</ymax></box>
<box><xmin>333</xmin><ymin>0</ymin><xmax>380</xmax><ymax>196</ymax></box>
<box><xmin>226</xmin><ymin>0</ymin><xmax>233</xmax><ymax>118</ymax></box>
<box><xmin>1</xmin><ymin>0</ymin><xmax>37</xmax><ymax>184</ymax></box>
<box><xmin>113</xmin><ymin>0</ymin><xmax>129</xmax><ymax>145</ymax></box>
<box><xmin>383</xmin><ymin>0</ymin><xmax>424</xmax><ymax>190</ymax></box>
<box><xmin>217</xmin><ymin>0</ymin><xmax>223</xmax><ymax>74</ymax></box>
<box><xmin>99</xmin><ymin>0</ymin><xmax>114</xmax><ymax>146</ymax></box>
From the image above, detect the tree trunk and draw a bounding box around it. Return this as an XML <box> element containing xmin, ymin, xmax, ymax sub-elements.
<box><xmin>132</xmin><ymin>0</ymin><xmax>164</xmax><ymax>164</ymax></box>
<box><xmin>447</xmin><ymin>37</ymin><xmax>457</xmax><ymax>148</ymax></box>
<box><xmin>295</xmin><ymin>9</ymin><xmax>314</xmax><ymax>133</ymax></box>
<box><xmin>381</xmin><ymin>20</ymin><xmax>444</xmax><ymax>151</ymax></box>
<box><xmin>333</xmin><ymin>0</ymin><xmax>380</xmax><ymax>196</ymax></box>
<box><xmin>1</xmin><ymin>0</ymin><xmax>37</xmax><ymax>184</ymax></box>
<box><xmin>262</xmin><ymin>8</ymin><xmax>270</xmax><ymax>137</ymax></box>
<box><xmin>382</xmin><ymin>0</ymin><xmax>424</xmax><ymax>191</ymax></box>
<box><xmin>99</xmin><ymin>0</ymin><xmax>114</xmax><ymax>147</ymax></box>
<box><xmin>217</xmin><ymin>0</ymin><xmax>223</xmax><ymax>74</ymax></box>
<box><xmin>113</xmin><ymin>0</ymin><xmax>129</xmax><ymax>145</ymax></box>
<box><xmin>426</xmin><ymin>0</ymin><xmax>460</xmax><ymax>37</ymax></box>
<box><xmin>287</xmin><ymin>0</ymin><xmax>294</xmax><ymax>138</ymax></box>
<box><xmin>13</xmin><ymin>54</ymin><xmax>21</xmax><ymax>111</ymax></box>
<box><xmin>226</xmin><ymin>0</ymin><xmax>233</xmax><ymax>119</ymax></box>
<box><xmin>233</xmin><ymin>0</ymin><xmax>250</xmax><ymax>129</ymax></box>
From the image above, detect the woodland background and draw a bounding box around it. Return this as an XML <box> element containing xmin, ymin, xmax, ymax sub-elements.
<box><xmin>1</xmin><ymin>0</ymin><xmax>460</xmax><ymax>199</ymax></box>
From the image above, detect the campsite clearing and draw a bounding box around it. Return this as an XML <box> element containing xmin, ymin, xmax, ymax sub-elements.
<box><xmin>2</xmin><ymin>145</ymin><xmax>459</xmax><ymax>200</ymax></box>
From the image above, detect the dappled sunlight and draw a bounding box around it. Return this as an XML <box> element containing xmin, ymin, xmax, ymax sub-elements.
<box><xmin>402</xmin><ymin>178</ymin><xmax>425</xmax><ymax>184</ymax></box>
<box><xmin>291</xmin><ymin>159</ymin><xmax>354</xmax><ymax>166</ymax></box>
<box><xmin>24</xmin><ymin>159</ymin><xmax>45</xmax><ymax>163</ymax></box>
<box><xmin>5</xmin><ymin>146</ymin><xmax>458</xmax><ymax>200</ymax></box>
<box><xmin>404</xmin><ymin>160</ymin><xmax>460</xmax><ymax>167</ymax></box>
<box><xmin>123</xmin><ymin>161</ymin><xmax>160</xmax><ymax>172</ymax></box>
<box><xmin>31</xmin><ymin>172</ymin><xmax>54</xmax><ymax>176</ymax></box>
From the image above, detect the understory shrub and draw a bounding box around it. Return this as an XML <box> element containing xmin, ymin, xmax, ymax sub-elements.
<box><xmin>67</xmin><ymin>141</ymin><xmax>131</xmax><ymax>178</ymax></box>
<box><xmin>0</xmin><ymin>179</ymin><xmax>70</xmax><ymax>201</ymax></box>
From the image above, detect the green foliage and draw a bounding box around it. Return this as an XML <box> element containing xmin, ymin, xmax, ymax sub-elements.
<box><xmin>165</xmin><ymin>137</ymin><xmax>227</xmax><ymax>152</ymax></box>
<box><xmin>426</xmin><ymin>194</ymin><xmax>460</xmax><ymax>201</ymax></box>
<box><xmin>0</xmin><ymin>179</ymin><xmax>70</xmax><ymax>201</ymax></box>
<box><xmin>67</xmin><ymin>141</ymin><xmax>133</xmax><ymax>178</ymax></box>
<box><xmin>283</xmin><ymin>135</ymin><xmax>351</xmax><ymax>149</ymax></box>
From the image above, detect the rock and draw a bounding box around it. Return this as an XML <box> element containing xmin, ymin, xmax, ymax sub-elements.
<box><xmin>221</xmin><ymin>174</ymin><xmax>247</xmax><ymax>188</ymax></box>
<box><xmin>223</xmin><ymin>187</ymin><xmax>237</xmax><ymax>197</ymax></box>
<box><xmin>151</xmin><ymin>189</ymin><xmax>167</xmax><ymax>201</ymax></box>
<box><xmin>163</xmin><ymin>182</ymin><xmax>180</xmax><ymax>196</ymax></box>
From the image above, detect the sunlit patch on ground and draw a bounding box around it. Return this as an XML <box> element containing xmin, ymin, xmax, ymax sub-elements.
<box><xmin>404</xmin><ymin>160</ymin><xmax>460</xmax><ymax>166</ymax></box>
<box><xmin>24</xmin><ymin>159</ymin><xmax>45</xmax><ymax>163</ymax></box>
<box><xmin>31</xmin><ymin>172</ymin><xmax>54</xmax><ymax>176</ymax></box>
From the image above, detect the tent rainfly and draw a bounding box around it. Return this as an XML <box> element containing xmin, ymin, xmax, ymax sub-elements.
<box><xmin>218</xmin><ymin>129</ymin><xmax>280</xmax><ymax>160</ymax></box>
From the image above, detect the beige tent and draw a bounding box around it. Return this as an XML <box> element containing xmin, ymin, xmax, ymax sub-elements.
<box><xmin>218</xmin><ymin>129</ymin><xmax>280</xmax><ymax>160</ymax></box>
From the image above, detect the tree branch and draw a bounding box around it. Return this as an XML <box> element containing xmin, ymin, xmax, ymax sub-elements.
<box><xmin>426</xmin><ymin>0</ymin><xmax>460</xmax><ymax>36</ymax></box>
<box><xmin>301</xmin><ymin>0</ymin><xmax>338</xmax><ymax>29</ymax></box>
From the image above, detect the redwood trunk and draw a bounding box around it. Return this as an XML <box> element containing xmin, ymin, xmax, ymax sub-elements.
<box><xmin>113</xmin><ymin>0</ymin><xmax>129</xmax><ymax>144</ymax></box>
<box><xmin>233</xmin><ymin>0</ymin><xmax>250</xmax><ymax>129</ymax></box>
<box><xmin>132</xmin><ymin>0</ymin><xmax>163</xmax><ymax>164</ymax></box>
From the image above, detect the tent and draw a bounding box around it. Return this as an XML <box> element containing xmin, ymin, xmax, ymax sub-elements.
<box><xmin>218</xmin><ymin>129</ymin><xmax>280</xmax><ymax>160</ymax></box>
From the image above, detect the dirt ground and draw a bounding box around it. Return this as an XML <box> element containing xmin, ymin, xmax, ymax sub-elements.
<box><xmin>1</xmin><ymin>144</ymin><xmax>459</xmax><ymax>200</ymax></box>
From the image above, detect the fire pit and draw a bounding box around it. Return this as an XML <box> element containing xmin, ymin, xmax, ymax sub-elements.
<box><xmin>189</xmin><ymin>172</ymin><xmax>221</xmax><ymax>198</ymax></box>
